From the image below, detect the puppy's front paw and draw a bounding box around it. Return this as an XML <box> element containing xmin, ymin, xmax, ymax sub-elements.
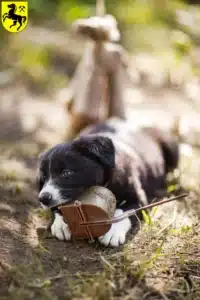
<box><xmin>98</xmin><ymin>209</ymin><xmax>131</xmax><ymax>247</ymax></box>
<box><xmin>51</xmin><ymin>213</ymin><xmax>71</xmax><ymax>241</ymax></box>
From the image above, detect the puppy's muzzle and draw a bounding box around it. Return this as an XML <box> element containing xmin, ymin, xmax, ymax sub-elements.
<box><xmin>39</xmin><ymin>192</ymin><xmax>52</xmax><ymax>206</ymax></box>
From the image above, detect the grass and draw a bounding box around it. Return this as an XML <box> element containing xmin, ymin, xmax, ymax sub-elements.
<box><xmin>1</xmin><ymin>1</ymin><xmax>200</xmax><ymax>297</ymax></box>
<box><xmin>68</xmin><ymin>204</ymin><xmax>199</xmax><ymax>299</ymax></box>
<box><xmin>65</xmin><ymin>159</ymin><xmax>200</xmax><ymax>299</ymax></box>
<box><xmin>2</xmin><ymin>191</ymin><xmax>199</xmax><ymax>299</ymax></box>
<box><xmin>1</xmin><ymin>137</ymin><xmax>200</xmax><ymax>300</ymax></box>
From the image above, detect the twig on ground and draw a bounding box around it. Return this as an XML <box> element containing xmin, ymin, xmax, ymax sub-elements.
<box><xmin>157</xmin><ymin>206</ymin><xmax>178</xmax><ymax>236</ymax></box>
<box><xmin>0</xmin><ymin>260</ymin><xmax>11</xmax><ymax>271</ymax></box>
<box><xmin>100</xmin><ymin>255</ymin><xmax>115</xmax><ymax>271</ymax></box>
<box><xmin>27</xmin><ymin>272</ymin><xmax>68</xmax><ymax>288</ymax></box>
<box><xmin>158</xmin><ymin>291</ymin><xmax>170</xmax><ymax>300</ymax></box>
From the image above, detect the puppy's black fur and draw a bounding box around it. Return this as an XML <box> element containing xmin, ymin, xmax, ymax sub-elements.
<box><xmin>39</xmin><ymin>119</ymin><xmax>179</xmax><ymax>215</ymax></box>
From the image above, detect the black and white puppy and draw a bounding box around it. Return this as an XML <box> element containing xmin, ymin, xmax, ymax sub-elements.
<box><xmin>38</xmin><ymin>119</ymin><xmax>179</xmax><ymax>247</ymax></box>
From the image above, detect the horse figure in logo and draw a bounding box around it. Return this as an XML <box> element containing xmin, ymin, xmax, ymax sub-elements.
<box><xmin>2</xmin><ymin>3</ymin><xmax>26</xmax><ymax>31</ymax></box>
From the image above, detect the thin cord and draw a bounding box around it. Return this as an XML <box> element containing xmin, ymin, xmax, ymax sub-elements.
<box><xmin>80</xmin><ymin>193</ymin><xmax>188</xmax><ymax>226</ymax></box>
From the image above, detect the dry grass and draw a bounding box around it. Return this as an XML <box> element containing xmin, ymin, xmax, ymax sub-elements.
<box><xmin>1</xmin><ymin>147</ymin><xmax>200</xmax><ymax>300</ymax></box>
<box><xmin>0</xmin><ymin>82</ymin><xmax>200</xmax><ymax>300</ymax></box>
<box><xmin>68</xmin><ymin>193</ymin><xmax>200</xmax><ymax>300</ymax></box>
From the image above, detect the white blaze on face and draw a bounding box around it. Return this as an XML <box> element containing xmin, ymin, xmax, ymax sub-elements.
<box><xmin>39</xmin><ymin>179</ymin><xmax>62</xmax><ymax>205</ymax></box>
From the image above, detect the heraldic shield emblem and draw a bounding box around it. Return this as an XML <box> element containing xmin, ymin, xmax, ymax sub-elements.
<box><xmin>1</xmin><ymin>1</ymin><xmax>28</xmax><ymax>32</ymax></box>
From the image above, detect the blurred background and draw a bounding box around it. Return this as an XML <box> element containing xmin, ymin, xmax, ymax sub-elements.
<box><xmin>1</xmin><ymin>3</ymin><xmax>200</xmax><ymax>298</ymax></box>
<box><xmin>1</xmin><ymin>0</ymin><xmax>200</xmax><ymax>148</ymax></box>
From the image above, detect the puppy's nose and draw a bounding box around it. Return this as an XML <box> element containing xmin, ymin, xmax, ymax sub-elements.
<box><xmin>39</xmin><ymin>192</ymin><xmax>52</xmax><ymax>205</ymax></box>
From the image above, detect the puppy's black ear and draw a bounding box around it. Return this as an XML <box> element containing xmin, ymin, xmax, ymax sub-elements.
<box><xmin>38</xmin><ymin>148</ymin><xmax>54</xmax><ymax>162</ymax></box>
<box><xmin>72</xmin><ymin>136</ymin><xmax>115</xmax><ymax>168</ymax></box>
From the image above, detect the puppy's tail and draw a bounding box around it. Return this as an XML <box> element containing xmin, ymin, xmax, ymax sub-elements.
<box><xmin>143</xmin><ymin>127</ymin><xmax>179</xmax><ymax>172</ymax></box>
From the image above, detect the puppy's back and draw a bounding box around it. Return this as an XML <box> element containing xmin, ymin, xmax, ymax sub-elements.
<box><xmin>79</xmin><ymin>119</ymin><xmax>179</xmax><ymax>173</ymax></box>
<box><xmin>141</xmin><ymin>127</ymin><xmax>179</xmax><ymax>172</ymax></box>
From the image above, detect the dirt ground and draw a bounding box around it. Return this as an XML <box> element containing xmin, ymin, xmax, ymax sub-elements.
<box><xmin>0</xmin><ymin>74</ymin><xmax>200</xmax><ymax>299</ymax></box>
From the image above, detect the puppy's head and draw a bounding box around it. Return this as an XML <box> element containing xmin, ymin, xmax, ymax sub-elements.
<box><xmin>38</xmin><ymin>136</ymin><xmax>115</xmax><ymax>208</ymax></box>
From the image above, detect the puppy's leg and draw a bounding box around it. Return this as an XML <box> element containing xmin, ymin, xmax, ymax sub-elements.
<box><xmin>98</xmin><ymin>209</ymin><xmax>131</xmax><ymax>247</ymax></box>
<box><xmin>51</xmin><ymin>211</ymin><xmax>71</xmax><ymax>241</ymax></box>
<box><xmin>131</xmin><ymin>171</ymin><xmax>148</xmax><ymax>206</ymax></box>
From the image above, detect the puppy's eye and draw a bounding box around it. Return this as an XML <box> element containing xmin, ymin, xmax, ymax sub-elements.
<box><xmin>61</xmin><ymin>170</ymin><xmax>74</xmax><ymax>178</ymax></box>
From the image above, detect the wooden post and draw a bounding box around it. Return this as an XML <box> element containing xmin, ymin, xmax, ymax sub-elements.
<box><xmin>96</xmin><ymin>0</ymin><xmax>105</xmax><ymax>16</ymax></box>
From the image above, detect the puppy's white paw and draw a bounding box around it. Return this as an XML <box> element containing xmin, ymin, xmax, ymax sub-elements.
<box><xmin>98</xmin><ymin>209</ymin><xmax>131</xmax><ymax>247</ymax></box>
<box><xmin>51</xmin><ymin>213</ymin><xmax>71</xmax><ymax>241</ymax></box>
